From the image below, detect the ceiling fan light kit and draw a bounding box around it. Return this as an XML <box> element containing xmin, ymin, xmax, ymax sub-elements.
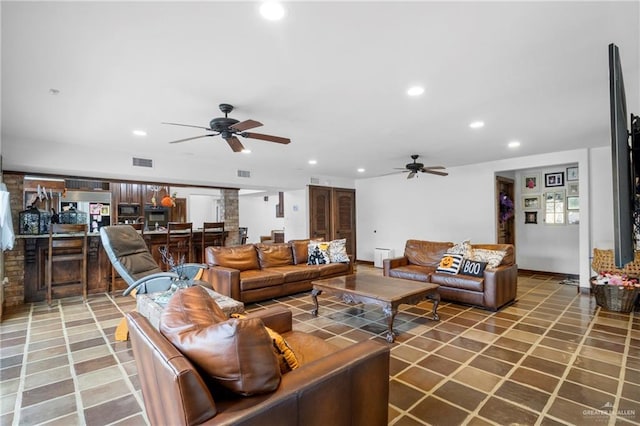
<box><xmin>164</xmin><ymin>103</ymin><xmax>291</xmax><ymax>152</ymax></box>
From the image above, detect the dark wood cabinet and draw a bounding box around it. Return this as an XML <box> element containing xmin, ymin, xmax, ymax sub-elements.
<box><xmin>309</xmin><ymin>186</ymin><xmax>356</xmax><ymax>256</ymax></box>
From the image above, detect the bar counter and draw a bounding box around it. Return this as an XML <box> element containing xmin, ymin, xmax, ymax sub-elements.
<box><xmin>17</xmin><ymin>229</ymin><xmax>226</xmax><ymax>302</ymax></box>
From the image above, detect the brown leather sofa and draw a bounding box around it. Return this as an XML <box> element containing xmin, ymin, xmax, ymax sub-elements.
<box><xmin>205</xmin><ymin>240</ymin><xmax>353</xmax><ymax>303</ymax></box>
<box><xmin>384</xmin><ymin>239</ymin><xmax>518</xmax><ymax>310</ymax></box>
<box><xmin>127</xmin><ymin>299</ymin><xmax>390</xmax><ymax>425</ymax></box>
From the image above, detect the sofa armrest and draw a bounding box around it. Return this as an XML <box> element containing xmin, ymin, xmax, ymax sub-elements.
<box><xmin>383</xmin><ymin>256</ymin><xmax>408</xmax><ymax>276</ymax></box>
<box><xmin>205</xmin><ymin>266</ymin><xmax>241</xmax><ymax>301</ymax></box>
<box><xmin>205</xmin><ymin>340</ymin><xmax>390</xmax><ymax>426</ymax></box>
<box><xmin>482</xmin><ymin>264</ymin><xmax>518</xmax><ymax>310</ymax></box>
<box><xmin>247</xmin><ymin>306</ymin><xmax>293</xmax><ymax>334</ymax></box>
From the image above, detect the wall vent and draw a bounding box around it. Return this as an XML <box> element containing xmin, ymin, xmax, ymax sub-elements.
<box><xmin>65</xmin><ymin>179</ymin><xmax>110</xmax><ymax>191</ymax></box>
<box><xmin>133</xmin><ymin>157</ymin><xmax>153</xmax><ymax>168</ymax></box>
<box><xmin>237</xmin><ymin>170</ymin><xmax>251</xmax><ymax>178</ymax></box>
<box><xmin>310</xmin><ymin>177</ymin><xmax>320</xmax><ymax>184</ymax></box>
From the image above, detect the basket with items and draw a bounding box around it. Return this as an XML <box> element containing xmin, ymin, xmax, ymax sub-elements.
<box><xmin>591</xmin><ymin>249</ymin><xmax>640</xmax><ymax>313</ymax></box>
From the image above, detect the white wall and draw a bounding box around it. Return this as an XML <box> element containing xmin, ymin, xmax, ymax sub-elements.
<box><xmin>357</xmin><ymin>147</ymin><xmax>605</xmax><ymax>290</ymax></box>
<box><xmin>282</xmin><ymin>188</ymin><xmax>309</xmax><ymax>241</ymax></box>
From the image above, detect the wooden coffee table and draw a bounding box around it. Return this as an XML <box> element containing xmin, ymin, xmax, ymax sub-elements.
<box><xmin>311</xmin><ymin>275</ymin><xmax>440</xmax><ymax>343</ymax></box>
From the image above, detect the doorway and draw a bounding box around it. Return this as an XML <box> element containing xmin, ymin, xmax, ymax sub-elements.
<box><xmin>496</xmin><ymin>177</ymin><xmax>515</xmax><ymax>245</ymax></box>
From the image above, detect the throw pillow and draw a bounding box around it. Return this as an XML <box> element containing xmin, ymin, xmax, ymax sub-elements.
<box><xmin>328</xmin><ymin>238</ymin><xmax>350</xmax><ymax>263</ymax></box>
<box><xmin>160</xmin><ymin>287</ymin><xmax>281</xmax><ymax>396</ymax></box>
<box><xmin>447</xmin><ymin>239</ymin><xmax>472</xmax><ymax>258</ymax></box>
<box><xmin>232</xmin><ymin>313</ymin><xmax>300</xmax><ymax>373</ymax></box>
<box><xmin>307</xmin><ymin>241</ymin><xmax>331</xmax><ymax>265</ymax></box>
<box><xmin>470</xmin><ymin>248</ymin><xmax>505</xmax><ymax>269</ymax></box>
<box><xmin>459</xmin><ymin>259</ymin><xmax>488</xmax><ymax>277</ymax></box>
<box><xmin>435</xmin><ymin>253</ymin><xmax>464</xmax><ymax>274</ymax></box>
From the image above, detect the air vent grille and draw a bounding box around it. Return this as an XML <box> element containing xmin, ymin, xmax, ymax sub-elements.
<box><xmin>237</xmin><ymin>170</ymin><xmax>251</xmax><ymax>178</ymax></box>
<box><xmin>310</xmin><ymin>177</ymin><xmax>320</xmax><ymax>184</ymax></box>
<box><xmin>65</xmin><ymin>179</ymin><xmax>110</xmax><ymax>190</ymax></box>
<box><xmin>133</xmin><ymin>157</ymin><xmax>153</xmax><ymax>168</ymax></box>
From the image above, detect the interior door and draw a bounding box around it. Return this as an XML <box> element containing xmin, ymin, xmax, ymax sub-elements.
<box><xmin>332</xmin><ymin>188</ymin><xmax>356</xmax><ymax>255</ymax></box>
<box><xmin>309</xmin><ymin>186</ymin><xmax>332</xmax><ymax>241</ymax></box>
<box><xmin>496</xmin><ymin>176</ymin><xmax>515</xmax><ymax>245</ymax></box>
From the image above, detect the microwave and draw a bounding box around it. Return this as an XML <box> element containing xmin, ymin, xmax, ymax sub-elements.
<box><xmin>144</xmin><ymin>207</ymin><xmax>169</xmax><ymax>227</ymax></box>
<box><xmin>118</xmin><ymin>203</ymin><xmax>140</xmax><ymax>217</ymax></box>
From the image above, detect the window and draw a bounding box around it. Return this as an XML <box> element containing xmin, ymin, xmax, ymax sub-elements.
<box><xmin>544</xmin><ymin>191</ymin><xmax>565</xmax><ymax>224</ymax></box>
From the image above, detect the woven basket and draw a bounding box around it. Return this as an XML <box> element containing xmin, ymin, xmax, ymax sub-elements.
<box><xmin>592</xmin><ymin>284</ymin><xmax>639</xmax><ymax>313</ymax></box>
<box><xmin>592</xmin><ymin>248</ymin><xmax>640</xmax><ymax>277</ymax></box>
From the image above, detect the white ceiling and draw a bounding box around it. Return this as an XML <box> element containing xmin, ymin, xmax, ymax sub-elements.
<box><xmin>2</xmin><ymin>1</ymin><xmax>639</xmax><ymax>186</ymax></box>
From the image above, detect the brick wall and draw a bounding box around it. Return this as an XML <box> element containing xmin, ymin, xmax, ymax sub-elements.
<box><xmin>3</xmin><ymin>173</ymin><xmax>25</xmax><ymax>307</ymax></box>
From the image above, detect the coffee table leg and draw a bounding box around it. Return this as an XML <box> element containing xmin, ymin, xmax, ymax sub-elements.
<box><xmin>311</xmin><ymin>288</ymin><xmax>322</xmax><ymax>316</ymax></box>
<box><xmin>427</xmin><ymin>291</ymin><xmax>440</xmax><ymax>321</ymax></box>
<box><xmin>383</xmin><ymin>305</ymin><xmax>397</xmax><ymax>343</ymax></box>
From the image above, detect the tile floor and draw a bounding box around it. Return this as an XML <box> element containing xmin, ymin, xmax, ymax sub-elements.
<box><xmin>1</xmin><ymin>266</ymin><xmax>639</xmax><ymax>425</ymax></box>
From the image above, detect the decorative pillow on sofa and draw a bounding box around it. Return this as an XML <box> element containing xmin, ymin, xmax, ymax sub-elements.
<box><xmin>447</xmin><ymin>239</ymin><xmax>472</xmax><ymax>258</ymax></box>
<box><xmin>459</xmin><ymin>259</ymin><xmax>488</xmax><ymax>277</ymax></box>
<box><xmin>435</xmin><ymin>254</ymin><xmax>464</xmax><ymax>274</ymax></box>
<box><xmin>328</xmin><ymin>239</ymin><xmax>350</xmax><ymax>263</ymax></box>
<box><xmin>160</xmin><ymin>287</ymin><xmax>281</xmax><ymax>396</ymax></box>
<box><xmin>469</xmin><ymin>248</ymin><xmax>505</xmax><ymax>269</ymax></box>
<box><xmin>308</xmin><ymin>241</ymin><xmax>331</xmax><ymax>265</ymax></box>
<box><xmin>256</xmin><ymin>243</ymin><xmax>294</xmax><ymax>268</ymax></box>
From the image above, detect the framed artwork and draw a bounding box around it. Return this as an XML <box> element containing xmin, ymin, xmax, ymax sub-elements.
<box><xmin>522</xmin><ymin>195</ymin><xmax>541</xmax><ymax>209</ymax></box>
<box><xmin>567</xmin><ymin>182</ymin><xmax>579</xmax><ymax>196</ymax></box>
<box><xmin>525</xmin><ymin>211</ymin><xmax>538</xmax><ymax>224</ymax></box>
<box><xmin>100</xmin><ymin>205</ymin><xmax>110</xmax><ymax>216</ymax></box>
<box><xmin>89</xmin><ymin>203</ymin><xmax>102</xmax><ymax>215</ymax></box>
<box><xmin>566</xmin><ymin>166</ymin><xmax>579</xmax><ymax>181</ymax></box>
<box><xmin>566</xmin><ymin>196</ymin><xmax>579</xmax><ymax>210</ymax></box>
<box><xmin>523</xmin><ymin>173</ymin><xmax>541</xmax><ymax>193</ymax></box>
<box><xmin>545</xmin><ymin>172</ymin><xmax>565</xmax><ymax>187</ymax></box>
<box><xmin>567</xmin><ymin>211</ymin><xmax>580</xmax><ymax>225</ymax></box>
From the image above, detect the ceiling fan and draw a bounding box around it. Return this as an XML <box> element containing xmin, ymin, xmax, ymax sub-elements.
<box><xmin>163</xmin><ymin>103</ymin><xmax>291</xmax><ymax>152</ymax></box>
<box><xmin>395</xmin><ymin>154</ymin><xmax>448</xmax><ymax>179</ymax></box>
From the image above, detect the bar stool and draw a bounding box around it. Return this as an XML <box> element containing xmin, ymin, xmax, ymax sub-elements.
<box><xmin>239</xmin><ymin>227</ymin><xmax>248</xmax><ymax>244</ymax></box>
<box><xmin>47</xmin><ymin>223</ymin><xmax>88</xmax><ymax>306</ymax></box>
<box><xmin>166</xmin><ymin>222</ymin><xmax>193</xmax><ymax>269</ymax></box>
<box><xmin>110</xmin><ymin>223</ymin><xmax>144</xmax><ymax>294</ymax></box>
<box><xmin>201</xmin><ymin>222</ymin><xmax>225</xmax><ymax>263</ymax></box>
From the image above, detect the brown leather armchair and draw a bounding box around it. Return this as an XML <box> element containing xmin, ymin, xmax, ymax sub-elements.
<box><xmin>127</xmin><ymin>305</ymin><xmax>390</xmax><ymax>425</ymax></box>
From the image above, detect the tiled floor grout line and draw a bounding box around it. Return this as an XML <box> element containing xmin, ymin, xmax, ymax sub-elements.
<box><xmin>612</xmin><ymin>309</ymin><xmax>636</xmax><ymax>426</ymax></box>
<box><xmin>59</xmin><ymin>300</ymin><xmax>87</xmax><ymax>426</ymax></box>
<box><xmin>84</xmin><ymin>297</ymin><xmax>149</xmax><ymax>425</ymax></box>
<box><xmin>10</xmin><ymin>302</ymin><xmax>34</xmax><ymax>426</ymax></box>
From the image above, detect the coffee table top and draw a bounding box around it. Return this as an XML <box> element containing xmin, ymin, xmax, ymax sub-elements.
<box><xmin>312</xmin><ymin>274</ymin><xmax>439</xmax><ymax>303</ymax></box>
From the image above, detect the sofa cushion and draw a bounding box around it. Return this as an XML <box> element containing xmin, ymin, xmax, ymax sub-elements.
<box><xmin>315</xmin><ymin>262</ymin><xmax>351</xmax><ymax>277</ymax></box>
<box><xmin>269</xmin><ymin>265</ymin><xmax>321</xmax><ymax>283</ymax></box>
<box><xmin>256</xmin><ymin>243</ymin><xmax>294</xmax><ymax>268</ymax></box>
<box><xmin>469</xmin><ymin>248</ymin><xmax>505</xmax><ymax>269</ymax></box>
<box><xmin>447</xmin><ymin>239</ymin><xmax>472</xmax><ymax>258</ymax></box>
<box><xmin>160</xmin><ymin>286</ymin><xmax>281</xmax><ymax>396</ymax></box>
<box><xmin>207</xmin><ymin>244</ymin><xmax>260</xmax><ymax>271</ymax></box>
<box><xmin>284</xmin><ymin>330</ymin><xmax>340</xmax><ymax>365</ymax></box>
<box><xmin>240</xmin><ymin>270</ymin><xmax>285</xmax><ymax>291</ymax></box>
<box><xmin>436</xmin><ymin>254</ymin><xmax>464</xmax><ymax>274</ymax></box>
<box><xmin>388</xmin><ymin>264</ymin><xmax>433</xmax><ymax>282</ymax></box>
<box><xmin>404</xmin><ymin>240</ymin><xmax>454</xmax><ymax>268</ymax></box>
<box><xmin>472</xmin><ymin>244</ymin><xmax>514</xmax><ymax>266</ymax></box>
<box><xmin>290</xmin><ymin>239</ymin><xmax>311</xmax><ymax>265</ymax></box>
<box><xmin>430</xmin><ymin>273</ymin><xmax>484</xmax><ymax>292</ymax></box>
<box><xmin>308</xmin><ymin>241</ymin><xmax>331</xmax><ymax>265</ymax></box>
<box><xmin>328</xmin><ymin>239</ymin><xmax>350</xmax><ymax>263</ymax></box>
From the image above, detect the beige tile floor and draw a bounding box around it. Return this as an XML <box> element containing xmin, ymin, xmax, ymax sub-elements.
<box><xmin>1</xmin><ymin>266</ymin><xmax>639</xmax><ymax>425</ymax></box>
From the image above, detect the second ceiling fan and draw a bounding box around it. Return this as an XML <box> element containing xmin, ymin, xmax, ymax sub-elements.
<box><xmin>163</xmin><ymin>103</ymin><xmax>291</xmax><ymax>152</ymax></box>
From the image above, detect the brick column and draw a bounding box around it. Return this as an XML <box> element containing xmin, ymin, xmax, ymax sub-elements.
<box><xmin>222</xmin><ymin>189</ymin><xmax>239</xmax><ymax>246</ymax></box>
<box><xmin>2</xmin><ymin>173</ymin><xmax>25</xmax><ymax>307</ymax></box>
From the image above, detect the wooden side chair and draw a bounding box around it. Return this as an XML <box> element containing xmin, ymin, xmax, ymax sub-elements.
<box><xmin>166</xmin><ymin>222</ymin><xmax>193</xmax><ymax>268</ymax></box>
<box><xmin>47</xmin><ymin>223</ymin><xmax>88</xmax><ymax>306</ymax></box>
<box><xmin>201</xmin><ymin>222</ymin><xmax>225</xmax><ymax>263</ymax></box>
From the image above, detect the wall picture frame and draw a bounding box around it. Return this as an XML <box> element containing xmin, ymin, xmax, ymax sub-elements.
<box><xmin>523</xmin><ymin>173</ymin><xmax>541</xmax><ymax>193</ymax></box>
<box><xmin>567</xmin><ymin>182</ymin><xmax>579</xmax><ymax>196</ymax></box>
<box><xmin>525</xmin><ymin>211</ymin><xmax>538</xmax><ymax>224</ymax></box>
<box><xmin>566</xmin><ymin>166</ymin><xmax>579</xmax><ymax>181</ymax></box>
<box><xmin>522</xmin><ymin>195</ymin><xmax>541</xmax><ymax>209</ymax></box>
<box><xmin>567</xmin><ymin>211</ymin><xmax>580</xmax><ymax>225</ymax></box>
<box><xmin>544</xmin><ymin>172</ymin><xmax>564</xmax><ymax>187</ymax></box>
<box><xmin>566</xmin><ymin>196</ymin><xmax>579</xmax><ymax>210</ymax></box>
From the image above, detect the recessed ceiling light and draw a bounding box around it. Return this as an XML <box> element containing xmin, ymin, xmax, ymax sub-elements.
<box><xmin>308</xmin><ymin>159</ymin><xmax>317</xmax><ymax>165</ymax></box>
<box><xmin>260</xmin><ymin>2</ymin><xmax>285</xmax><ymax>20</ymax></box>
<box><xmin>132</xmin><ymin>130</ymin><xmax>147</xmax><ymax>136</ymax></box>
<box><xmin>508</xmin><ymin>140</ymin><xmax>521</xmax><ymax>148</ymax></box>
<box><xmin>407</xmin><ymin>86</ymin><xmax>424</xmax><ymax>97</ymax></box>
<box><xmin>242</xmin><ymin>149</ymin><xmax>252</xmax><ymax>154</ymax></box>
<box><xmin>357</xmin><ymin>168</ymin><xmax>365</xmax><ymax>173</ymax></box>
<box><xmin>469</xmin><ymin>121</ymin><xmax>484</xmax><ymax>129</ymax></box>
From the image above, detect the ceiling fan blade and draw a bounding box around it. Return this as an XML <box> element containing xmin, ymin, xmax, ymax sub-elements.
<box><xmin>407</xmin><ymin>171</ymin><xmax>416</xmax><ymax>179</ymax></box>
<box><xmin>162</xmin><ymin>122</ymin><xmax>212</xmax><ymax>131</ymax></box>
<box><xmin>422</xmin><ymin>166</ymin><xmax>446</xmax><ymax>170</ymax></box>
<box><xmin>242</xmin><ymin>132</ymin><xmax>291</xmax><ymax>144</ymax></box>
<box><xmin>422</xmin><ymin>169</ymin><xmax>449</xmax><ymax>176</ymax></box>
<box><xmin>230</xmin><ymin>119</ymin><xmax>263</xmax><ymax>132</ymax></box>
<box><xmin>168</xmin><ymin>134</ymin><xmax>215</xmax><ymax>144</ymax></box>
<box><xmin>226</xmin><ymin>136</ymin><xmax>245</xmax><ymax>152</ymax></box>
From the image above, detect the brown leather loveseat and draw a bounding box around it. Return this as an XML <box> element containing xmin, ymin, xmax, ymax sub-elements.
<box><xmin>205</xmin><ymin>240</ymin><xmax>353</xmax><ymax>303</ymax></box>
<box><xmin>127</xmin><ymin>286</ymin><xmax>389</xmax><ymax>426</ymax></box>
<box><xmin>384</xmin><ymin>239</ymin><xmax>518</xmax><ymax>310</ymax></box>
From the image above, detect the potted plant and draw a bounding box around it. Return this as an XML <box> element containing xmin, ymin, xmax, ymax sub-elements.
<box><xmin>592</xmin><ymin>272</ymin><xmax>640</xmax><ymax>313</ymax></box>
